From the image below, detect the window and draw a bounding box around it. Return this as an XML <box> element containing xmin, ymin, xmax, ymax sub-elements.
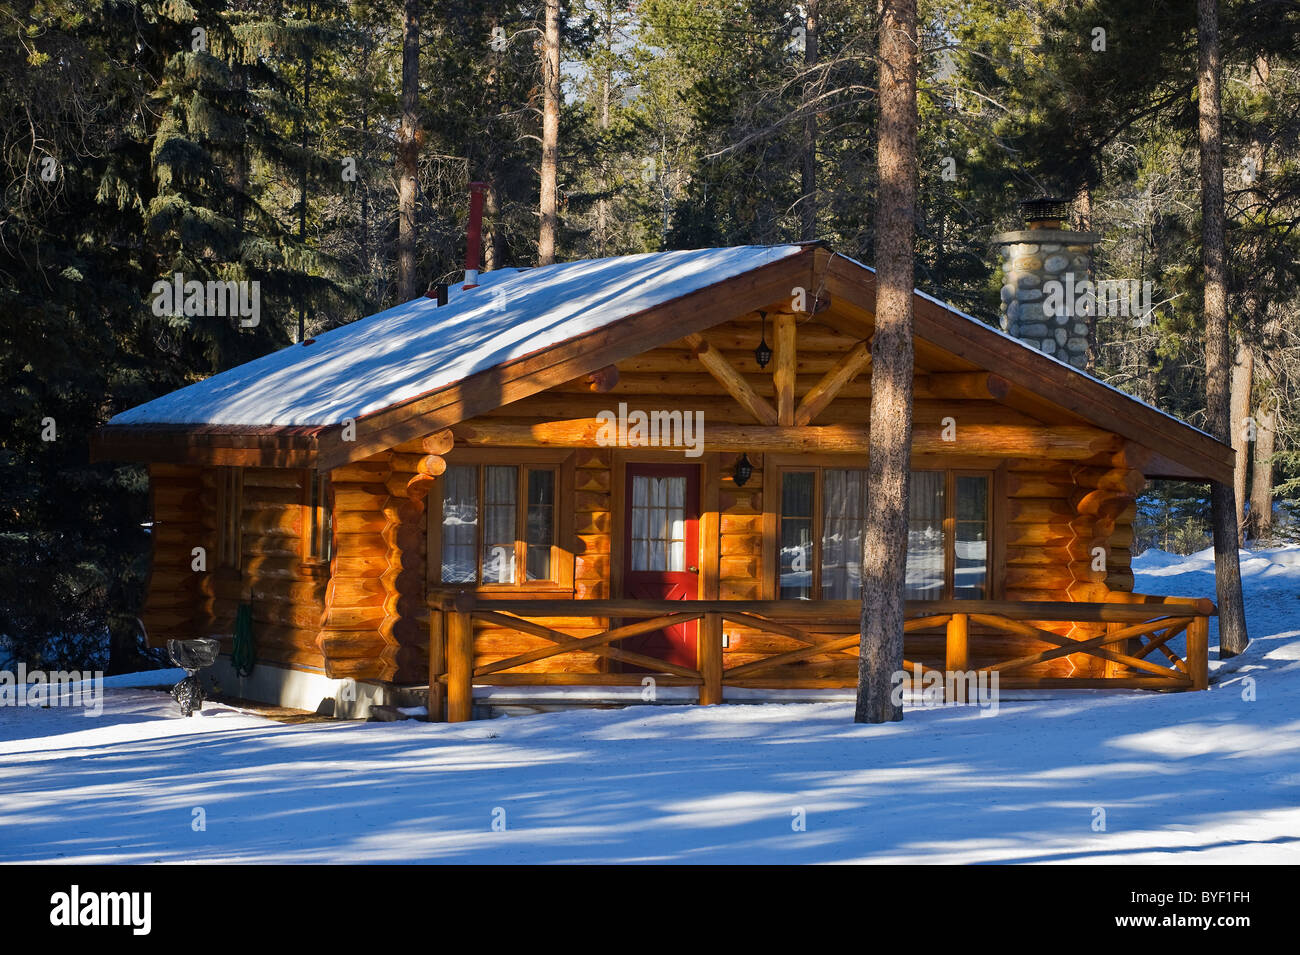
<box><xmin>440</xmin><ymin>464</ymin><xmax>558</xmax><ymax>585</ymax></box>
<box><xmin>305</xmin><ymin>470</ymin><xmax>333</xmax><ymax>564</ymax></box>
<box><xmin>216</xmin><ymin>467</ymin><xmax>242</xmax><ymax>569</ymax></box>
<box><xmin>776</xmin><ymin>467</ymin><xmax>990</xmax><ymax>600</ymax></box>
<box><xmin>630</xmin><ymin>474</ymin><xmax>687</xmax><ymax>571</ymax></box>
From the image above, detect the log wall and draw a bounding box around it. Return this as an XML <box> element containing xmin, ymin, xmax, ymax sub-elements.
<box><xmin>141</xmin><ymin>463</ymin><xmax>205</xmax><ymax>644</ymax></box>
<box><xmin>139</xmin><ymin>308</ymin><xmax>1149</xmax><ymax>692</ymax></box>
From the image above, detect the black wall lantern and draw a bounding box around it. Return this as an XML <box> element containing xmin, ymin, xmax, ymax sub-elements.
<box><xmin>733</xmin><ymin>453</ymin><xmax>754</xmax><ymax>487</ymax></box>
<box><xmin>754</xmin><ymin>311</ymin><xmax>772</xmax><ymax>368</ymax></box>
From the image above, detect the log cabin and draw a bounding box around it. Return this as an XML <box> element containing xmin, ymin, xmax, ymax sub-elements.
<box><xmin>93</xmin><ymin>239</ymin><xmax>1230</xmax><ymax>719</ymax></box>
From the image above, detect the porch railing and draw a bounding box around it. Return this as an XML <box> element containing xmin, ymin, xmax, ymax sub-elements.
<box><xmin>426</xmin><ymin>594</ymin><xmax>1214</xmax><ymax>721</ymax></box>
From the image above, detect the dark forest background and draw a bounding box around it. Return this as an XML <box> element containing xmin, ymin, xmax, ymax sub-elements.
<box><xmin>3</xmin><ymin>0</ymin><xmax>1299</xmax><ymax>669</ymax></box>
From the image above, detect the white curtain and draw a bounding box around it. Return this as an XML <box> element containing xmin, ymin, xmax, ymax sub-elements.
<box><xmin>440</xmin><ymin>465</ymin><xmax>478</xmax><ymax>583</ymax></box>
<box><xmin>482</xmin><ymin>465</ymin><xmax>518</xmax><ymax>583</ymax></box>
<box><xmin>905</xmin><ymin>470</ymin><xmax>945</xmax><ymax>599</ymax></box>
<box><xmin>631</xmin><ymin>475</ymin><xmax>686</xmax><ymax>571</ymax></box>
<box><xmin>821</xmin><ymin>469</ymin><xmax>867</xmax><ymax>599</ymax></box>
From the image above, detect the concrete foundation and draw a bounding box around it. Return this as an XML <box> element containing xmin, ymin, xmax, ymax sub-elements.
<box><xmin>199</xmin><ymin>655</ymin><xmax>389</xmax><ymax>719</ymax></box>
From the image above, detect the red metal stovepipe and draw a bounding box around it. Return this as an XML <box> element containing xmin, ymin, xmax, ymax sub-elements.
<box><xmin>464</xmin><ymin>181</ymin><xmax>488</xmax><ymax>289</ymax></box>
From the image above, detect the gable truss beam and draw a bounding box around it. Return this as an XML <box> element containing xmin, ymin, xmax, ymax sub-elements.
<box><xmin>685</xmin><ymin>333</ymin><xmax>779</xmax><ymax>426</ymax></box>
<box><xmin>795</xmin><ymin>339</ymin><xmax>872</xmax><ymax>426</ymax></box>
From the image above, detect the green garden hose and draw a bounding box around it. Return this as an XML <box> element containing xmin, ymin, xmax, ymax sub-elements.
<box><xmin>231</xmin><ymin>602</ymin><xmax>256</xmax><ymax>678</ymax></box>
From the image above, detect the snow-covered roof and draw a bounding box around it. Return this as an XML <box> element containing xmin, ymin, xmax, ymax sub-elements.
<box><xmin>105</xmin><ymin>243</ymin><xmax>1228</xmax><ymax>483</ymax></box>
<box><xmin>109</xmin><ymin>245</ymin><xmax>805</xmax><ymax>428</ymax></box>
<box><xmin>833</xmin><ymin>252</ymin><xmax>1220</xmax><ymax>443</ymax></box>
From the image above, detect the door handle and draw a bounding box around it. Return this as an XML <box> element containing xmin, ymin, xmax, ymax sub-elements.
<box><xmin>688</xmin><ymin>566</ymin><xmax>699</xmax><ymax>574</ymax></box>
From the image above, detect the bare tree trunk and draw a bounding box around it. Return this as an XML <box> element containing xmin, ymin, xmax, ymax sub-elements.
<box><xmin>484</xmin><ymin>183</ymin><xmax>502</xmax><ymax>272</ymax></box>
<box><xmin>856</xmin><ymin>0</ymin><xmax>917</xmax><ymax>724</ymax></box>
<box><xmin>595</xmin><ymin>1</ymin><xmax>612</xmax><ymax>256</ymax></box>
<box><xmin>1230</xmin><ymin>341</ymin><xmax>1254</xmax><ymax>536</ymax></box>
<box><xmin>298</xmin><ymin>0</ymin><xmax>312</xmax><ymax>341</ymax></box>
<box><xmin>1076</xmin><ymin>184</ymin><xmax>1099</xmax><ymax>373</ymax></box>
<box><xmin>801</xmin><ymin>0</ymin><xmax>819</xmax><ymax>241</ymax></box>
<box><xmin>483</xmin><ymin>14</ymin><xmax>502</xmax><ymax>273</ymax></box>
<box><xmin>1198</xmin><ymin>0</ymin><xmax>1249</xmax><ymax>658</ymax></box>
<box><xmin>396</xmin><ymin>0</ymin><xmax>420</xmax><ymax>300</ymax></box>
<box><xmin>538</xmin><ymin>0</ymin><xmax>561</xmax><ymax>265</ymax></box>
<box><xmin>1247</xmin><ymin>391</ymin><xmax>1276</xmax><ymax>541</ymax></box>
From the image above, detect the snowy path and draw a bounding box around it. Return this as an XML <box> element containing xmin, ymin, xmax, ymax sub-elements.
<box><xmin>2</xmin><ymin>548</ymin><xmax>1298</xmax><ymax>864</ymax></box>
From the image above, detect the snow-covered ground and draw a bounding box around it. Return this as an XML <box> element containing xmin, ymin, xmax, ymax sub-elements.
<box><xmin>2</xmin><ymin>548</ymin><xmax>1298</xmax><ymax>864</ymax></box>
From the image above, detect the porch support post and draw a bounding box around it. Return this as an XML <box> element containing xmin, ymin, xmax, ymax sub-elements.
<box><xmin>945</xmin><ymin>612</ymin><xmax>968</xmax><ymax>703</ymax></box>
<box><xmin>447</xmin><ymin>592</ymin><xmax>476</xmax><ymax>721</ymax></box>
<box><xmin>1187</xmin><ymin>615</ymin><xmax>1210</xmax><ymax>690</ymax></box>
<box><xmin>699</xmin><ymin>612</ymin><xmax>724</xmax><ymax>705</ymax></box>
<box><xmin>427</xmin><ymin>607</ymin><xmax>446</xmax><ymax>721</ymax></box>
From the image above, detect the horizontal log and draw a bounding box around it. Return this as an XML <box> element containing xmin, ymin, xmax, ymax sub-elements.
<box><xmin>252</xmin><ymin>601</ymin><xmax>325</xmax><ymax>631</ymax></box>
<box><xmin>449</xmin><ymin>597</ymin><xmax>1213</xmax><ymax>623</ymax></box>
<box><xmin>334</xmin><ymin>487</ymin><xmax>390</xmax><ymax>511</ymax></box>
<box><xmin>326</xmin><ymin>576</ymin><xmax>387</xmax><ymax>603</ymax></box>
<box><xmin>421</xmin><ymin>430</ymin><xmax>455</xmax><ymax>455</ymax></box>
<box><xmin>455</xmin><ymin>418</ymin><xmax>1120</xmax><ymax>458</ymax></box>
<box><xmin>584</xmin><ymin>364</ymin><xmax>620</xmax><ymax>393</ymax></box>
<box><xmin>318</xmin><ymin>629</ymin><xmax>391</xmax><ymax>658</ymax></box>
<box><xmin>248</xmin><ymin>624</ymin><xmax>321</xmax><ymax>653</ymax></box>
<box><xmin>324</xmin><ymin>656</ymin><xmax>393</xmax><ymax>681</ymax></box>
<box><xmin>330</xmin><ymin>462</ymin><xmax>390</xmax><ymax>484</ymax></box>
<box><xmin>463</xmin><ymin>672</ymin><xmax>703</xmax><ymax>687</ymax></box>
<box><xmin>925</xmin><ymin>372</ymin><xmax>1011</xmax><ymax>401</ymax></box>
<box><xmin>477</xmin><ymin>393</ymin><xmax>1043</xmax><ymax>428</ymax></box>
<box><xmin>1069</xmin><ymin>465</ymin><xmax>1146</xmax><ymax>495</ymax></box>
<box><xmin>241</xmin><ymin>470</ymin><xmax>303</xmax><ymax>490</ymax></box>
<box><xmin>334</xmin><ymin>511</ymin><xmax>389</xmax><ymax>535</ymax></box>
<box><xmin>241</xmin><ymin>508</ymin><xmax>304</xmax><ymax>536</ymax></box>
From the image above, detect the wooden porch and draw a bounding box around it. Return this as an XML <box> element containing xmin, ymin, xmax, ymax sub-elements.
<box><xmin>426</xmin><ymin>593</ymin><xmax>1214</xmax><ymax>721</ymax></box>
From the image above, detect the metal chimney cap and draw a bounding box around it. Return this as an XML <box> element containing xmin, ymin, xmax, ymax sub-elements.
<box><xmin>1019</xmin><ymin>195</ymin><xmax>1070</xmax><ymax>227</ymax></box>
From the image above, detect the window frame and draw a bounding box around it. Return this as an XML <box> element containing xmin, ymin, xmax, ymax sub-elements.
<box><xmin>215</xmin><ymin>467</ymin><xmax>243</xmax><ymax>570</ymax></box>
<box><xmin>428</xmin><ymin>449</ymin><xmax>575</xmax><ymax>595</ymax></box>
<box><xmin>301</xmin><ymin>468</ymin><xmax>334</xmax><ymax>571</ymax></box>
<box><xmin>766</xmin><ymin>459</ymin><xmax>997</xmax><ymax>601</ymax></box>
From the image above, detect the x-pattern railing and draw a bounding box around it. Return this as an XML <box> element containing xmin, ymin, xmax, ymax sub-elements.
<box><xmin>427</xmin><ymin>594</ymin><xmax>1213</xmax><ymax>721</ymax></box>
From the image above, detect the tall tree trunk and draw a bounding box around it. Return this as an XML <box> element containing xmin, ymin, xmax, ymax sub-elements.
<box><xmin>1076</xmin><ymin>184</ymin><xmax>1099</xmax><ymax>372</ymax></box>
<box><xmin>856</xmin><ymin>0</ymin><xmax>917</xmax><ymax>724</ymax></box>
<box><xmin>298</xmin><ymin>0</ymin><xmax>312</xmax><ymax>341</ymax></box>
<box><xmin>484</xmin><ymin>183</ymin><xmax>502</xmax><ymax>272</ymax></box>
<box><xmin>396</xmin><ymin>0</ymin><xmax>420</xmax><ymax>300</ymax></box>
<box><xmin>595</xmin><ymin>1</ymin><xmax>612</xmax><ymax>256</ymax></box>
<box><xmin>1197</xmin><ymin>0</ymin><xmax>1249</xmax><ymax>658</ymax></box>
<box><xmin>482</xmin><ymin>14</ymin><xmax>502</xmax><ymax>273</ymax></box>
<box><xmin>538</xmin><ymin>0</ymin><xmax>561</xmax><ymax>265</ymax></box>
<box><xmin>801</xmin><ymin>0</ymin><xmax>819</xmax><ymax>241</ymax></box>
<box><xmin>1230</xmin><ymin>341</ymin><xmax>1253</xmax><ymax>536</ymax></box>
<box><xmin>1247</xmin><ymin>392</ymin><xmax>1275</xmax><ymax>541</ymax></box>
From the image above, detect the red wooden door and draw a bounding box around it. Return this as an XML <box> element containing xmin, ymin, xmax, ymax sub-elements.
<box><xmin>621</xmin><ymin>463</ymin><xmax>700</xmax><ymax>669</ymax></box>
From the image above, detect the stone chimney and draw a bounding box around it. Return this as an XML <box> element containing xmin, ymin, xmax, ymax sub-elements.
<box><xmin>994</xmin><ymin>197</ymin><xmax>1100</xmax><ymax>369</ymax></box>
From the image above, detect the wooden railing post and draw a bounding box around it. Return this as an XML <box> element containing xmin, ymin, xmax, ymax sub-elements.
<box><xmin>699</xmin><ymin>612</ymin><xmax>724</xmax><ymax>705</ymax></box>
<box><xmin>447</xmin><ymin>591</ymin><xmax>476</xmax><ymax>722</ymax></box>
<box><xmin>427</xmin><ymin>605</ymin><xmax>446</xmax><ymax>721</ymax></box>
<box><xmin>1187</xmin><ymin>615</ymin><xmax>1209</xmax><ymax>691</ymax></box>
<box><xmin>945</xmin><ymin>612</ymin><xmax>968</xmax><ymax>703</ymax></box>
